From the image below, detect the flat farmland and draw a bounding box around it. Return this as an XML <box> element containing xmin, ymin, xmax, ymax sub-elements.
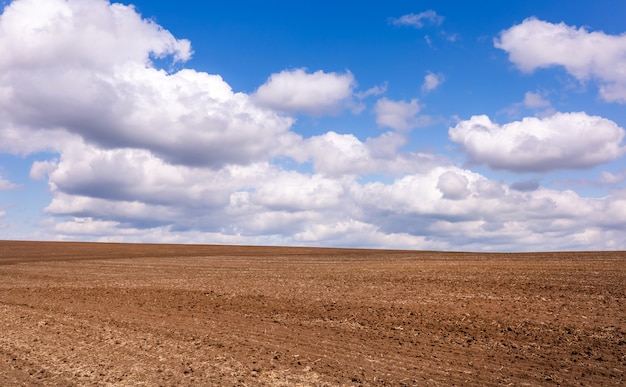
<box><xmin>0</xmin><ymin>241</ymin><xmax>624</xmax><ymax>386</ymax></box>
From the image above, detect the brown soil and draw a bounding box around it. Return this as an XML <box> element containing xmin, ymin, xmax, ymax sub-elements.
<box><xmin>0</xmin><ymin>241</ymin><xmax>624</xmax><ymax>386</ymax></box>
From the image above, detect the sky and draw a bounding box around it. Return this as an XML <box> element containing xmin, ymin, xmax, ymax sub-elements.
<box><xmin>1</xmin><ymin>0</ymin><xmax>626</xmax><ymax>251</ymax></box>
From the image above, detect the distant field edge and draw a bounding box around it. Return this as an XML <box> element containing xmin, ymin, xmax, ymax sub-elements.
<box><xmin>0</xmin><ymin>239</ymin><xmax>442</xmax><ymax>265</ymax></box>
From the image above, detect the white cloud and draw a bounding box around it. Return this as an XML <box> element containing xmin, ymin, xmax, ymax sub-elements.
<box><xmin>289</xmin><ymin>132</ymin><xmax>371</xmax><ymax>175</ymax></box>
<box><xmin>449</xmin><ymin>112</ymin><xmax>626</xmax><ymax>172</ymax></box>
<box><xmin>0</xmin><ymin>124</ymin><xmax>77</xmax><ymax>155</ymax></box>
<box><xmin>374</xmin><ymin>98</ymin><xmax>427</xmax><ymax>131</ymax></box>
<box><xmin>0</xmin><ymin>0</ymin><xmax>191</xmax><ymax>71</ymax></box>
<box><xmin>352</xmin><ymin>167</ymin><xmax>626</xmax><ymax>250</ymax></box>
<box><xmin>523</xmin><ymin>91</ymin><xmax>551</xmax><ymax>108</ymax></box>
<box><xmin>293</xmin><ymin>218</ymin><xmax>449</xmax><ymax>250</ymax></box>
<box><xmin>437</xmin><ymin>171</ymin><xmax>470</xmax><ymax>200</ymax></box>
<box><xmin>253</xmin><ymin>68</ymin><xmax>356</xmax><ymax>116</ymax></box>
<box><xmin>422</xmin><ymin>72</ymin><xmax>444</xmax><ymax>93</ymax></box>
<box><xmin>251</xmin><ymin>172</ymin><xmax>345</xmax><ymax>211</ymax></box>
<box><xmin>0</xmin><ymin>176</ymin><xmax>19</xmax><ymax>190</ymax></box>
<box><xmin>0</xmin><ymin>0</ymin><xmax>297</xmax><ymax>167</ymax></box>
<box><xmin>600</xmin><ymin>169</ymin><xmax>626</xmax><ymax>185</ymax></box>
<box><xmin>495</xmin><ymin>17</ymin><xmax>626</xmax><ymax>103</ymax></box>
<box><xmin>353</xmin><ymin>167</ymin><xmax>483</xmax><ymax>216</ymax></box>
<box><xmin>45</xmin><ymin>144</ymin><xmax>285</xmax><ymax>211</ymax></box>
<box><xmin>29</xmin><ymin>160</ymin><xmax>58</xmax><ymax>180</ymax></box>
<box><xmin>500</xmin><ymin>91</ymin><xmax>554</xmax><ymax>118</ymax></box>
<box><xmin>390</xmin><ymin>10</ymin><xmax>444</xmax><ymax>29</ymax></box>
<box><xmin>34</xmin><ymin>141</ymin><xmax>626</xmax><ymax>251</ymax></box>
<box><xmin>355</xmin><ymin>82</ymin><xmax>388</xmax><ymax>99</ymax></box>
<box><xmin>286</xmin><ymin>131</ymin><xmax>444</xmax><ymax>176</ymax></box>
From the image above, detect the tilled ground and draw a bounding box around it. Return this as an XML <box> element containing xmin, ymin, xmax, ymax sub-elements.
<box><xmin>0</xmin><ymin>241</ymin><xmax>624</xmax><ymax>386</ymax></box>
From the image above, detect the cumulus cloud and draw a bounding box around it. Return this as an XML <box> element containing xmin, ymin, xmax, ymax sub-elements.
<box><xmin>422</xmin><ymin>72</ymin><xmax>444</xmax><ymax>93</ymax></box>
<box><xmin>390</xmin><ymin>10</ymin><xmax>444</xmax><ymax>29</ymax></box>
<box><xmin>375</xmin><ymin>98</ymin><xmax>429</xmax><ymax>131</ymax></box>
<box><xmin>44</xmin><ymin>143</ymin><xmax>287</xmax><ymax>211</ymax></box>
<box><xmin>29</xmin><ymin>160</ymin><xmax>58</xmax><ymax>180</ymax></box>
<box><xmin>286</xmin><ymin>131</ymin><xmax>444</xmax><ymax>176</ymax></box>
<box><xmin>250</xmin><ymin>172</ymin><xmax>346</xmax><ymax>212</ymax></box>
<box><xmin>253</xmin><ymin>68</ymin><xmax>356</xmax><ymax>115</ymax></box>
<box><xmin>449</xmin><ymin>112</ymin><xmax>626</xmax><ymax>172</ymax></box>
<box><xmin>0</xmin><ymin>0</ymin><xmax>297</xmax><ymax>167</ymax></box>
<box><xmin>352</xmin><ymin>167</ymin><xmax>626</xmax><ymax>250</ymax></box>
<box><xmin>437</xmin><ymin>171</ymin><xmax>470</xmax><ymax>200</ymax></box>
<box><xmin>495</xmin><ymin>17</ymin><xmax>626</xmax><ymax>103</ymax></box>
<box><xmin>36</xmin><ymin>145</ymin><xmax>626</xmax><ymax>251</ymax></box>
<box><xmin>293</xmin><ymin>218</ymin><xmax>450</xmax><ymax>250</ymax></box>
<box><xmin>0</xmin><ymin>0</ymin><xmax>192</xmax><ymax>71</ymax></box>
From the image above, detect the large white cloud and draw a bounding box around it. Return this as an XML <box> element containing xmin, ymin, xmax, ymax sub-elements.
<box><xmin>253</xmin><ymin>68</ymin><xmax>356</xmax><ymax>116</ymax></box>
<box><xmin>0</xmin><ymin>0</ymin><xmax>192</xmax><ymax>70</ymax></box>
<box><xmin>0</xmin><ymin>0</ymin><xmax>297</xmax><ymax>166</ymax></box>
<box><xmin>495</xmin><ymin>17</ymin><xmax>626</xmax><ymax>103</ymax></box>
<box><xmin>34</xmin><ymin>145</ymin><xmax>626</xmax><ymax>251</ymax></box>
<box><xmin>351</xmin><ymin>167</ymin><xmax>626</xmax><ymax>250</ymax></box>
<box><xmin>449</xmin><ymin>112</ymin><xmax>626</xmax><ymax>172</ymax></box>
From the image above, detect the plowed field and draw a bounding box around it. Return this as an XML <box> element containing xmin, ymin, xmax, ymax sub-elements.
<box><xmin>0</xmin><ymin>241</ymin><xmax>624</xmax><ymax>386</ymax></box>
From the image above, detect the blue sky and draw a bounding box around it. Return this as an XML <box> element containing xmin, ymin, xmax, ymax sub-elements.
<box><xmin>1</xmin><ymin>0</ymin><xmax>625</xmax><ymax>251</ymax></box>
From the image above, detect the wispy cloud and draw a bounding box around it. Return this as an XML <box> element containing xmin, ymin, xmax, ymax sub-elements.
<box><xmin>355</xmin><ymin>82</ymin><xmax>388</xmax><ymax>99</ymax></box>
<box><xmin>0</xmin><ymin>176</ymin><xmax>20</xmax><ymax>190</ymax></box>
<box><xmin>390</xmin><ymin>10</ymin><xmax>444</xmax><ymax>29</ymax></box>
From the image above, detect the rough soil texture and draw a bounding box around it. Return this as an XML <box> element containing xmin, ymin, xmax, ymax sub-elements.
<box><xmin>0</xmin><ymin>241</ymin><xmax>624</xmax><ymax>386</ymax></box>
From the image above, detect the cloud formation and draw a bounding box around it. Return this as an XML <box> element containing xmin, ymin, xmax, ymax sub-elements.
<box><xmin>374</xmin><ymin>98</ymin><xmax>425</xmax><ymax>131</ymax></box>
<box><xmin>600</xmin><ymin>169</ymin><xmax>626</xmax><ymax>185</ymax></box>
<box><xmin>285</xmin><ymin>131</ymin><xmax>443</xmax><ymax>177</ymax></box>
<box><xmin>0</xmin><ymin>0</ymin><xmax>298</xmax><ymax>167</ymax></box>
<box><xmin>390</xmin><ymin>10</ymin><xmax>444</xmax><ymax>29</ymax></box>
<box><xmin>0</xmin><ymin>0</ymin><xmax>192</xmax><ymax>70</ymax></box>
<box><xmin>522</xmin><ymin>91</ymin><xmax>551</xmax><ymax>109</ymax></box>
<box><xmin>0</xmin><ymin>176</ymin><xmax>19</xmax><ymax>190</ymax></box>
<box><xmin>450</xmin><ymin>112</ymin><xmax>626</xmax><ymax>172</ymax></box>
<box><xmin>253</xmin><ymin>68</ymin><xmax>356</xmax><ymax>116</ymax></box>
<box><xmin>496</xmin><ymin>17</ymin><xmax>626</xmax><ymax>103</ymax></box>
<box><xmin>422</xmin><ymin>72</ymin><xmax>444</xmax><ymax>93</ymax></box>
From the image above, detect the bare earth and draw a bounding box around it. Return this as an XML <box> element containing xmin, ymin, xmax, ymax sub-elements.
<box><xmin>0</xmin><ymin>241</ymin><xmax>624</xmax><ymax>386</ymax></box>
